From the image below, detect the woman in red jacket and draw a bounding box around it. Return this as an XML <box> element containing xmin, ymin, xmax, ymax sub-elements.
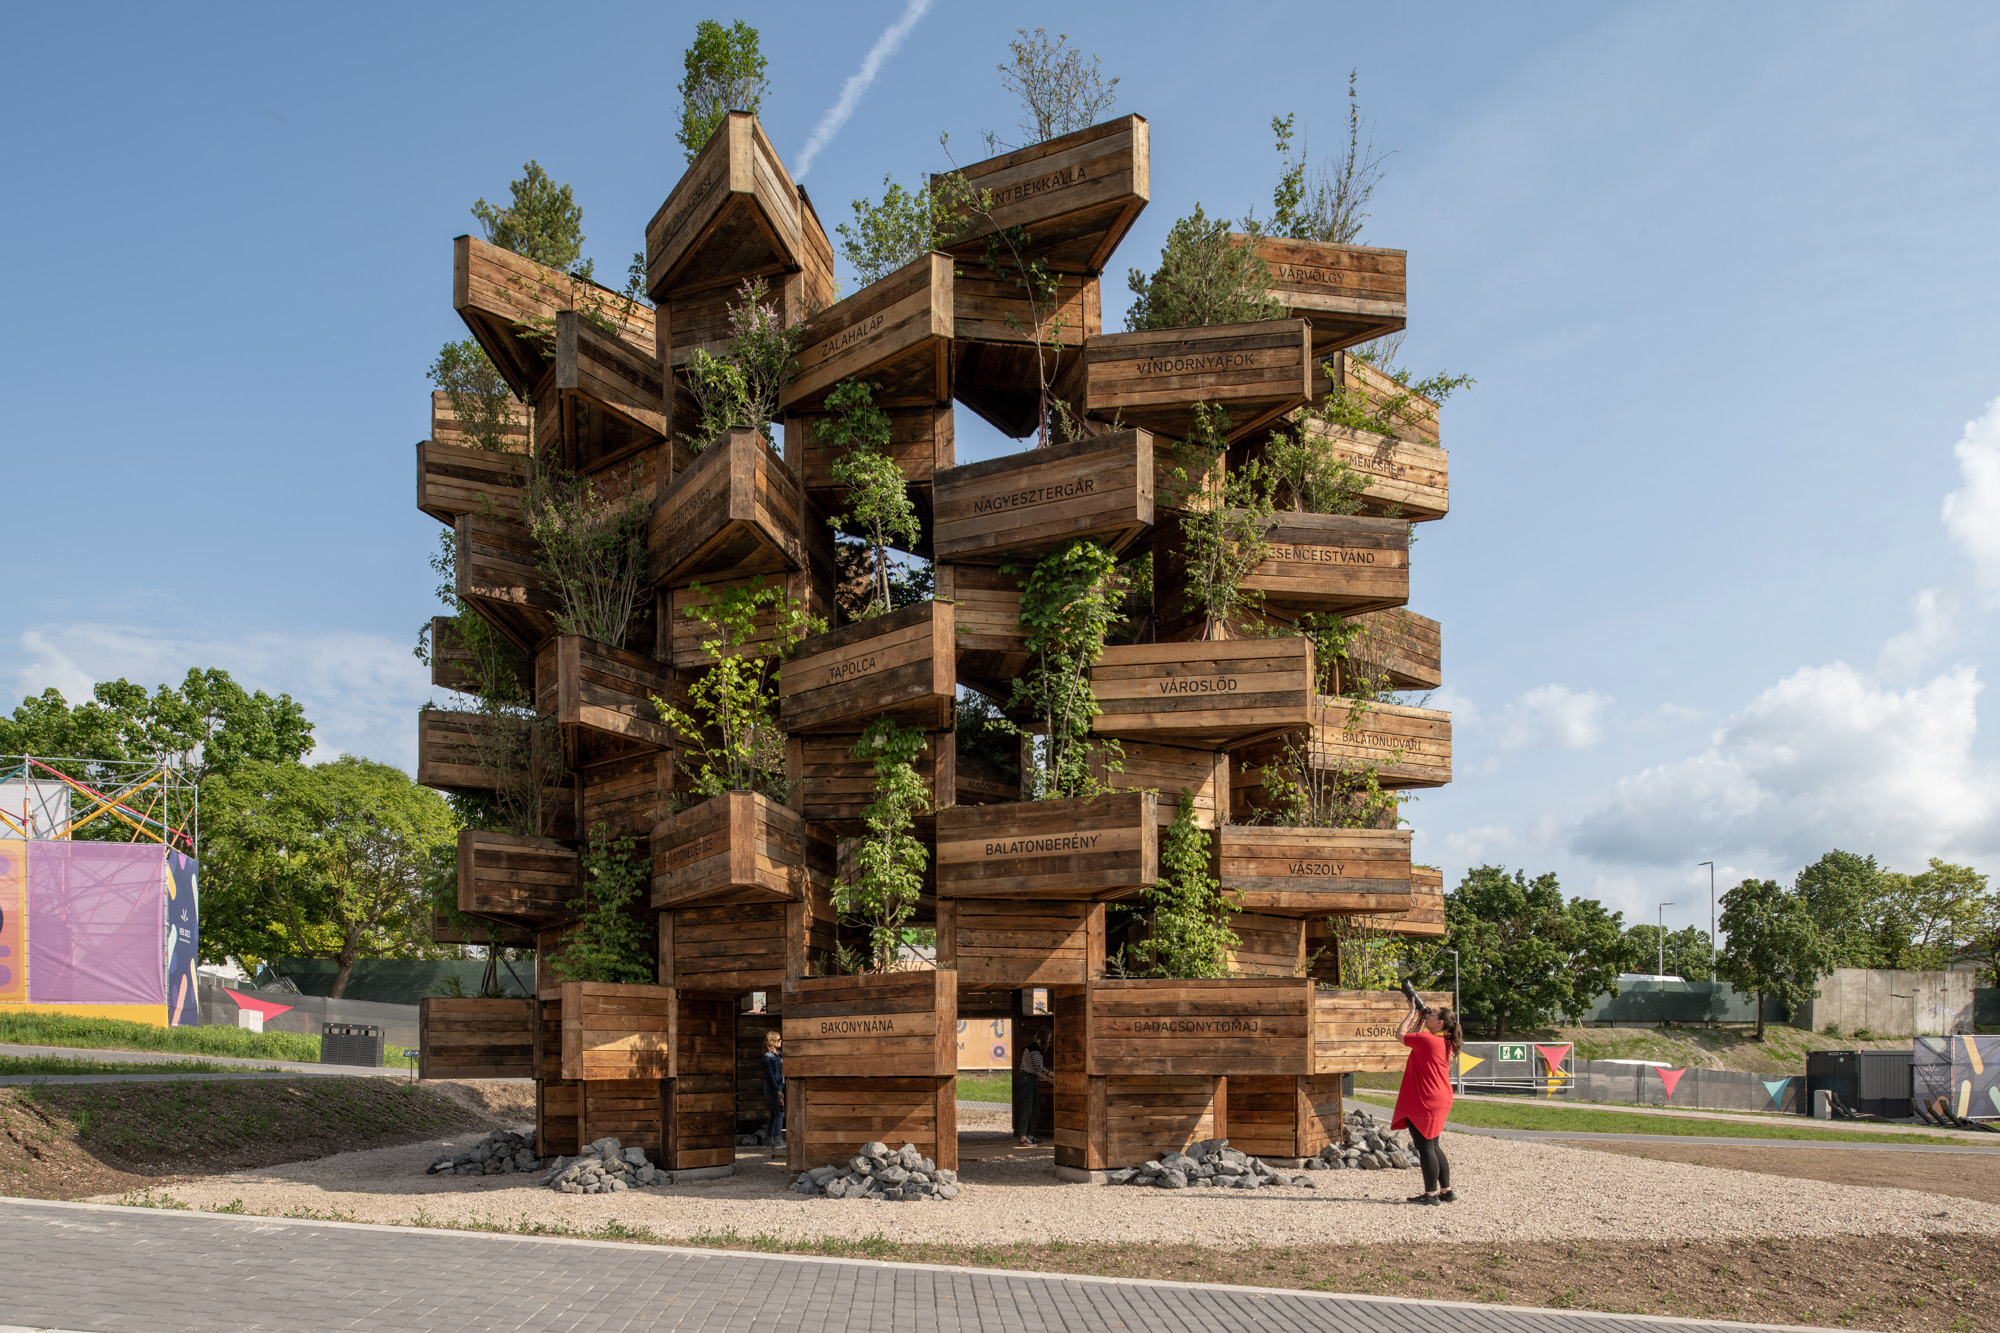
<box><xmin>1392</xmin><ymin>993</ymin><xmax>1463</xmax><ymax>1205</ymax></box>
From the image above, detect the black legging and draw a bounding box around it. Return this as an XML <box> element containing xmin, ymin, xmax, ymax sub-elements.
<box><xmin>1408</xmin><ymin>1124</ymin><xmax>1450</xmax><ymax>1193</ymax></box>
<box><xmin>1013</xmin><ymin>1071</ymin><xmax>1041</xmax><ymax>1138</ymax></box>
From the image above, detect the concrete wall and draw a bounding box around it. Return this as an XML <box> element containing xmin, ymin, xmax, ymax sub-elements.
<box><xmin>1796</xmin><ymin>968</ymin><xmax>1975</xmax><ymax>1036</ymax></box>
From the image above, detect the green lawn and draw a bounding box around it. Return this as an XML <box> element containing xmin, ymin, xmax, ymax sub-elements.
<box><xmin>0</xmin><ymin>1055</ymin><xmax>283</xmax><ymax>1077</ymax></box>
<box><xmin>0</xmin><ymin>1012</ymin><xmax>321</xmax><ymax>1063</ymax></box>
<box><xmin>1348</xmin><ymin>1094</ymin><xmax>1957</xmax><ymax>1145</ymax></box>
<box><xmin>958</xmin><ymin>1073</ymin><xmax>1011</xmax><ymax>1103</ymax></box>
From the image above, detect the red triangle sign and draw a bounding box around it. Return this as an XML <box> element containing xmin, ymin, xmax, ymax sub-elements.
<box><xmin>1656</xmin><ymin>1067</ymin><xmax>1686</xmax><ymax>1099</ymax></box>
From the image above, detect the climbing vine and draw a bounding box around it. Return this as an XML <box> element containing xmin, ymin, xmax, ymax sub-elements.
<box><xmin>836</xmin><ymin>716</ymin><xmax>934</xmax><ymax>972</ymax></box>
<box><xmin>547</xmin><ymin>823</ymin><xmax>655</xmax><ymax>984</ymax></box>
<box><xmin>1005</xmin><ymin>538</ymin><xmax>1125</xmax><ymax>800</ymax></box>
<box><xmin>657</xmin><ymin>578</ymin><xmax>820</xmax><ymax>801</ymax></box>
<box><xmin>821</xmin><ymin>379</ymin><xmax>921</xmax><ymax>618</ymax></box>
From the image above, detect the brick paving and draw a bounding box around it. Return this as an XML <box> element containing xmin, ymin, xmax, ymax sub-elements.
<box><xmin>0</xmin><ymin>1197</ymin><xmax>1851</xmax><ymax>1333</ymax></box>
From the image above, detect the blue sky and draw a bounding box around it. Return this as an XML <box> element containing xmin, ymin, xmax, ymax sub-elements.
<box><xmin>4</xmin><ymin>2</ymin><xmax>1997</xmax><ymax>933</ymax></box>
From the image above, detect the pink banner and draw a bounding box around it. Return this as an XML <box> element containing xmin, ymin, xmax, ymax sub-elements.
<box><xmin>0</xmin><ymin>840</ymin><xmax>23</xmax><ymax>1002</ymax></box>
<box><xmin>26</xmin><ymin>842</ymin><xmax>165</xmax><ymax>1005</ymax></box>
<box><xmin>1656</xmin><ymin>1067</ymin><xmax>1687</xmax><ymax>1098</ymax></box>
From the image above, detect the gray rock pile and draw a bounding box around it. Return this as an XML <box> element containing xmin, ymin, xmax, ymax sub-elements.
<box><xmin>791</xmin><ymin>1141</ymin><xmax>960</xmax><ymax>1201</ymax></box>
<box><xmin>426</xmin><ymin>1129</ymin><xmax>539</xmax><ymax>1176</ymax></box>
<box><xmin>1301</xmin><ymin>1108</ymin><xmax>1417</xmax><ymax>1171</ymax></box>
<box><xmin>540</xmin><ymin>1137</ymin><xmax>669</xmax><ymax>1193</ymax></box>
<box><xmin>1101</xmin><ymin>1138</ymin><xmax>1313</xmax><ymax>1189</ymax></box>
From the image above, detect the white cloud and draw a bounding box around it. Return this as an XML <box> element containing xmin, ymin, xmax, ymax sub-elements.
<box><xmin>1876</xmin><ymin>585</ymin><xmax>1955</xmax><ymax>679</ymax></box>
<box><xmin>1942</xmin><ymin>396</ymin><xmax>2000</xmax><ymax>604</ymax></box>
<box><xmin>794</xmin><ymin>0</ymin><xmax>932</xmax><ymax>179</ymax></box>
<box><xmin>1571</xmin><ymin>661</ymin><xmax>1999</xmax><ymax>868</ymax></box>
<box><xmin>8</xmin><ymin>622</ymin><xmax>429</xmax><ymax>772</ymax></box>
<box><xmin>1498</xmin><ymin>684</ymin><xmax>1611</xmax><ymax>750</ymax></box>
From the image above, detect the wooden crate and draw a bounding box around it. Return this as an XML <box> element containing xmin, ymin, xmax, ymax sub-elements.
<box><xmin>531</xmin><ymin>311</ymin><xmax>668</xmax><ymax>479</ymax></box>
<box><xmin>780</xmin><ymin>253</ymin><xmax>953</xmax><ymax>413</ymax></box>
<box><xmin>418</xmin><ymin>997</ymin><xmax>534</xmax><ymax>1080</ymax></box>
<box><xmin>1311</xmin><ymin>349</ymin><xmax>1443</xmax><ymax>447</ymax></box>
<box><xmin>537</xmin><ymin>1077</ymin><xmax>581</xmax><ymax>1157</ymax></box>
<box><xmin>1234</xmin><ymin>699</ymin><xmax>1452</xmax><ymax>791</ymax></box>
<box><xmin>789</xmin><ymin>730</ymin><xmax>952</xmax><ymax>835</ymax></box>
<box><xmin>661</xmin><ymin>568</ymin><xmax>834</xmax><ymax>674</ymax></box>
<box><xmin>1313</xmin><ymin>987</ymin><xmax>1450</xmax><ymax>1073</ymax></box>
<box><xmin>534</xmin><ymin>635</ymin><xmax>675</xmax><ymax>757</ymax></box>
<box><xmin>1241</xmin><ymin>235</ymin><xmax>1407</xmax><ymax>356</ymax></box>
<box><xmin>787</xmin><ymin>404</ymin><xmax>953</xmax><ymax>492</ymax></box>
<box><xmin>936</xmin><ymin>898</ymin><xmax>1104</xmax><ymax>987</ymax></box>
<box><xmin>1341</xmin><ymin>609</ymin><xmax>1442</xmax><ymax>691</ymax></box>
<box><xmin>785</xmin><ymin>1075</ymin><xmax>957</xmax><ymax>1173</ymax></box>
<box><xmin>427</xmin><ymin>616</ymin><xmax>534</xmax><ymax>697</ymax></box>
<box><xmin>1062</xmin><ymin>320</ymin><xmax>1313</xmax><ymax>444</ymax></box>
<box><xmin>781</xmin><ymin>970</ymin><xmax>958</xmax><ymax>1170</ymax></box>
<box><xmin>1085</xmin><ymin>977</ymin><xmax>1313</xmax><ymax>1076</ymax></box>
<box><xmin>454</xmin><ymin>512</ymin><xmax>560</xmax><ymax>654</ymax></box>
<box><xmin>652</xmin><ymin>790</ymin><xmax>826</xmax><ymax>910</ymax></box>
<box><xmin>1337</xmin><ymin>864</ymin><xmax>1447</xmax><ymax>938</ymax></box>
<box><xmin>430</xmin><ymin>388</ymin><xmax>529</xmax><ymax>454</ymax></box>
<box><xmin>416</xmin><ymin>439</ymin><xmax>528</xmax><ymax>525</ymax></box>
<box><xmin>458</xmin><ymin>829</ymin><xmax>577</xmax><ymax>923</ymax></box>
<box><xmin>1152</xmin><ymin>512</ymin><xmax>1408</xmax><ymax>639</ymax></box>
<box><xmin>668</xmin><ymin>992</ymin><xmax>737</xmax><ymax>1171</ymax></box>
<box><xmin>932</xmin><ymin>562</ymin><xmax>1029</xmax><ymax>695</ymax></box>
<box><xmin>779</xmin><ymin>601</ymin><xmax>954</xmax><ymax>734</ymax></box>
<box><xmin>954</xmin><ymin>747</ymin><xmax>1024</xmax><ymax>805</ymax></box>
<box><xmin>578</xmin><ymin>1078</ymin><xmax>668</xmax><ymax>1159</ymax></box>
<box><xmin>429</xmin><ymin>911</ymin><xmax>534</xmax><ymax>947</ymax></box>
<box><xmin>1215</xmin><ymin>826</ymin><xmax>1414</xmax><ymax>918</ymax></box>
<box><xmin>659</xmin><ymin>895</ymin><xmax>835</xmax><ymax>993</ymax></box>
<box><xmin>1089</xmin><ymin>639</ymin><xmax>1316</xmax><ymax>746</ymax></box>
<box><xmin>952</xmin><ymin>273</ymin><xmax>1101</xmax><ymax>439</ymax></box>
<box><xmin>1222</xmin><ymin>1073</ymin><xmax>1344</xmax><ymax>1160</ymax></box>
<box><xmin>649</xmin><ymin>428</ymin><xmax>806</xmax><ymax>587</ymax></box>
<box><xmin>1280</xmin><ymin>415</ymin><xmax>1448</xmax><ymax>522</ymax></box>
<box><xmin>454</xmin><ymin>234</ymin><xmax>655</xmax><ymax>399</ymax></box>
<box><xmin>934</xmin><ymin>115</ymin><xmax>1150</xmax><ymax>275</ymax></box>
<box><xmin>932</xmin><ymin>430</ymin><xmax>1155</xmax><ymax>564</ymax></box>
<box><xmin>645</xmin><ymin>111</ymin><xmax>810</xmax><ymax>301</ymax></box>
<box><xmin>935</xmin><ymin>790</ymin><xmax>1158</xmax><ymax>900</ymax></box>
<box><xmin>558</xmin><ymin>980</ymin><xmax>676</xmax><ymax>1081</ymax></box>
<box><xmin>577</xmin><ymin>750</ymin><xmax>672</xmax><ymax>843</ymax></box>
<box><xmin>1084</xmin><ymin>741</ymin><xmax>1227</xmax><ymax>829</ymax></box>
<box><xmin>1053</xmin><ymin>1072</ymin><xmax>1221</xmax><ymax>1172</ymax></box>
<box><xmin>1225</xmin><ymin>912</ymin><xmax>1308</xmax><ymax>978</ymax></box>
<box><xmin>417</xmin><ymin>708</ymin><xmax>516</xmax><ymax>794</ymax></box>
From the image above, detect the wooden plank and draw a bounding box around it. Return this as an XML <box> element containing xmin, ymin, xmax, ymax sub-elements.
<box><xmin>536</xmin><ymin>1077</ymin><xmax>581</xmax><ymax>1157</ymax></box>
<box><xmin>419</xmin><ymin>997</ymin><xmax>534</xmax><ymax>1081</ymax></box>
<box><xmin>1235</xmin><ymin>699</ymin><xmax>1452</xmax><ymax>793</ymax></box>
<box><xmin>534</xmin><ymin>635</ymin><xmax>675</xmax><ymax>756</ymax></box>
<box><xmin>1215</xmin><ymin>826</ymin><xmax>1414</xmax><ymax>918</ymax></box>
<box><xmin>661</xmin><ymin>566</ymin><xmax>836</xmax><ymax>674</ymax></box>
<box><xmin>578</xmin><ymin>1077</ymin><xmax>668</xmax><ymax>1157</ymax></box>
<box><xmin>787</xmin><ymin>404</ymin><xmax>953</xmax><ymax>491</ymax></box>
<box><xmin>454</xmin><ymin>512</ymin><xmax>560</xmax><ymax>655</ymax></box>
<box><xmin>560</xmin><ymin>981</ymin><xmax>677</xmax><ymax>1082</ymax></box>
<box><xmin>1310</xmin><ymin>350</ymin><xmax>1443</xmax><ymax>447</ymax></box>
<box><xmin>648</xmin><ymin>428</ymin><xmax>807</xmax><ymax>587</ymax></box>
<box><xmin>1152</xmin><ymin>512</ymin><xmax>1407</xmax><ymax>640</ymax></box>
<box><xmin>934</xmin><ymin>115</ymin><xmax>1149</xmax><ymax>275</ymax></box>
<box><xmin>779</xmin><ymin>600</ymin><xmax>954</xmax><ymax>733</ymax></box>
<box><xmin>935</xmin><ymin>790</ymin><xmax>1158</xmax><ymax>900</ymax></box>
<box><xmin>1275</xmin><ymin>415</ymin><xmax>1448</xmax><ymax>521</ymax></box>
<box><xmin>542</xmin><ymin>311</ymin><xmax>669</xmax><ymax>479</ymax></box>
<box><xmin>661</xmin><ymin>894</ymin><xmax>835</xmax><ymax>993</ymax></box>
<box><xmin>1089</xmin><ymin>639</ymin><xmax>1316</xmax><ymax>745</ymax></box>
<box><xmin>416</xmin><ymin>439</ymin><xmax>529</xmax><ymax>525</ymax></box>
<box><xmin>427</xmin><ymin>616</ymin><xmax>534</xmax><ymax>697</ymax></box>
<box><xmin>417</xmin><ymin>708</ymin><xmax>517</xmax><ymax>794</ymax></box>
<box><xmin>646</xmin><ymin>111</ymin><xmax>808</xmax><ymax>300</ymax></box>
<box><xmin>940</xmin><ymin>898</ymin><xmax>1102</xmax><ymax>987</ymax></box>
<box><xmin>780</xmin><ymin>252</ymin><xmax>953</xmax><ymax>413</ymax></box>
<box><xmin>458</xmin><ymin>829</ymin><xmax>577</xmax><ymax>924</ymax></box>
<box><xmin>1063</xmin><ymin>320</ymin><xmax>1312</xmax><ymax>444</ymax></box>
<box><xmin>1224</xmin><ymin>912</ymin><xmax>1308</xmax><ymax>979</ymax></box>
<box><xmin>667</xmin><ymin>991</ymin><xmax>737</xmax><ymax>1170</ymax></box>
<box><xmin>1240</xmin><ymin>235</ymin><xmax>1407</xmax><ymax>357</ymax></box>
<box><xmin>932</xmin><ymin>429</ymin><xmax>1154</xmax><ymax>564</ymax></box>
<box><xmin>1099</xmin><ymin>1073</ymin><xmax>1220</xmax><ymax>1167</ymax></box>
<box><xmin>651</xmin><ymin>790</ymin><xmax>828</xmax><ymax>910</ymax></box>
<box><xmin>1087</xmin><ymin>977</ymin><xmax>1312</xmax><ymax>1077</ymax></box>
<box><xmin>454</xmin><ymin>234</ymin><xmax>655</xmax><ymax>400</ymax></box>
<box><xmin>788</xmin><ymin>730</ymin><xmax>951</xmax><ymax>835</ymax></box>
<box><xmin>781</xmin><ymin>971</ymin><xmax>957</xmax><ymax>1079</ymax></box>
<box><xmin>789</xmin><ymin>1074</ymin><xmax>955</xmax><ymax>1170</ymax></box>
<box><xmin>430</xmin><ymin>388</ymin><xmax>530</xmax><ymax>454</ymax></box>
<box><xmin>1340</xmin><ymin>609</ymin><xmax>1442</xmax><ymax>692</ymax></box>
<box><xmin>1335</xmin><ymin>864</ymin><xmax>1447</xmax><ymax>939</ymax></box>
<box><xmin>1084</xmin><ymin>741</ymin><xmax>1226</xmax><ymax>829</ymax></box>
<box><xmin>577</xmin><ymin>750</ymin><xmax>672</xmax><ymax>844</ymax></box>
<box><xmin>1312</xmin><ymin>987</ymin><xmax>1448</xmax><ymax>1074</ymax></box>
<box><xmin>932</xmin><ymin>562</ymin><xmax>1029</xmax><ymax>692</ymax></box>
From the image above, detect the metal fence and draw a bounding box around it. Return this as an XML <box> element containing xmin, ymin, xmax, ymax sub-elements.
<box><xmin>1575</xmin><ymin>980</ymin><xmax>1788</xmax><ymax>1026</ymax></box>
<box><xmin>1457</xmin><ymin>1041</ymin><xmax>1574</xmax><ymax>1093</ymax></box>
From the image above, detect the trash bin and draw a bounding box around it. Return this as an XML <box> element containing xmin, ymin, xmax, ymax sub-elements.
<box><xmin>321</xmin><ymin>1022</ymin><xmax>384</xmax><ymax>1067</ymax></box>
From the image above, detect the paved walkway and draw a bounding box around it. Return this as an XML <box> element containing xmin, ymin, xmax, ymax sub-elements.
<box><xmin>0</xmin><ymin>1043</ymin><xmax>414</xmax><ymax>1080</ymax></box>
<box><xmin>0</xmin><ymin>1197</ymin><xmax>1853</xmax><ymax>1333</ymax></box>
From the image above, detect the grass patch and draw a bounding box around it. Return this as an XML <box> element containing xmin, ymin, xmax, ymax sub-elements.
<box><xmin>0</xmin><ymin>1056</ymin><xmax>283</xmax><ymax>1077</ymax></box>
<box><xmin>957</xmin><ymin>1073</ymin><xmax>1010</xmax><ymax>1103</ymax></box>
<box><xmin>1349</xmin><ymin>1094</ymin><xmax>1957</xmax><ymax>1144</ymax></box>
<box><xmin>0</xmin><ymin>1011</ymin><xmax>320</xmax><ymax>1063</ymax></box>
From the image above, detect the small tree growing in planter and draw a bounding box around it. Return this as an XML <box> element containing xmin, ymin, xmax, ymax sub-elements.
<box><xmin>1160</xmin><ymin>403</ymin><xmax>1278</xmax><ymax>641</ymax></box>
<box><xmin>546</xmin><ymin>822</ymin><xmax>655</xmax><ymax>984</ymax></box>
<box><xmin>657</xmin><ymin>577</ymin><xmax>821</xmax><ymax>802</ymax></box>
<box><xmin>835</xmin><ymin>716</ymin><xmax>934</xmax><ymax>973</ymax></box>
<box><xmin>820</xmin><ymin>378</ymin><xmax>923</xmax><ymax>619</ymax></box>
<box><xmin>1004</xmin><ymin>537</ymin><xmax>1125</xmax><ymax>800</ymax></box>
<box><xmin>1113</xmin><ymin>793</ymin><xmax>1239</xmax><ymax>978</ymax></box>
<box><xmin>681</xmin><ymin>277</ymin><xmax>808</xmax><ymax>454</ymax></box>
<box><xmin>521</xmin><ymin>462</ymin><xmax>651</xmax><ymax>648</ymax></box>
<box><xmin>428</xmin><ymin>338</ymin><xmax>521</xmax><ymax>452</ymax></box>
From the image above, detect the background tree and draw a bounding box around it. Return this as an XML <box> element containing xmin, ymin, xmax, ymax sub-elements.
<box><xmin>1447</xmin><ymin>866</ymin><xmax>1575</xmax><ymax>1041</ymax></box>
<box><xmin>428</xmin><ymin>338</ymin><xmax>519</xmax><ymax>452</ymax></box>
<box><xmin>1717</xmin><ymin>877</ymin><xmax>1835</xmax><ymax>1039</ymax></box>
<box><xmin>838</xmin><ymin>175</ymin><xmax>950</xmax><ymax>288</ymax></box>
<box><xmin>200</xmin><ymin>756</ymin><xmax>458</xmax><ymax>995</ymax></box>
<box><xmin>1792</xmin><ymin>848</ymin><xmax>1890</xmax><ymax>968</ymax></box>
<box><xmin>1890</xmin><ymin>858</ymin><xmax>1991</xmax><ymax>970</ymax></box>
<box><xmin>677</xmin><ymin>19</ymin><xmax>768</xmax><ymax>161</ymax></box>
<box><xmin>1623</xmin><ymin>924</ymin><xmax>1714</xmax><ymax>980</ymax></box>
<box><xmin>472</xmin><ymin>160</ymin><xmax>591</xmax><ymax>278</ymax></box>
<box><xmin>1126</xmin><ymin>204</ymin><xmax>1286</xmax><ymax>332</ymax></box>
<box><xmin>1554</xmin><ymin>896</ymin><xmax>1634</xmax><ymax>1024</ymax></box>
<box><xmin>991</xmin><ymin>28</ymin><xmax>1119</xmax><ymax>149</ymax></box>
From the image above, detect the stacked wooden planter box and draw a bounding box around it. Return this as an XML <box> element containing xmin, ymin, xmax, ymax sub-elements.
<box><xmin>413</xmin><ymin>103</ymin><xmax>1461</xmax><ymax>1184</ymax></box>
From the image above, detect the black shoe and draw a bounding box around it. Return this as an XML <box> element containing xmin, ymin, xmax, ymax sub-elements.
<box><xmin>1438</xmin><ymin>1188</ymin><xmax>1456</xmax><ymax>1203</ymax></box>
<box><xmin>1406</xmin><ymin>1193</ymin><xmax>1439</xmax><ymax>1205</ymax></box>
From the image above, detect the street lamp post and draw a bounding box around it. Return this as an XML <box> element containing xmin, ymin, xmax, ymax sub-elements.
<box><xmin>1697</xmin><ymin>861</ymin><xmax>1716</xmax><ymax>982</ymax></box>
<box><xmin>1657</xmin><ymin>902</ymin><xmax>1676</xmax><ymax>977</ymax></box>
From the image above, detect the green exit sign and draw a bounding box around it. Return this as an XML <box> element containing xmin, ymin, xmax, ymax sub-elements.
<box><xmin>1499</xmin><ymin>1044</ymin><xmax>1527</xmax><ymax>1062</ymax></box>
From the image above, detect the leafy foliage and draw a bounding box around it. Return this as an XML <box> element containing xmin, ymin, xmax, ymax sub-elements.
<box><xmin>821</xmin><ymin>379</ymin><xmax>921</xmax><ymax>617</ymax></box>
<box><xmin>427</xmin><ymin>338</ymin><xmax>520</xmax><ymax>453</ymax></box>
<box><xmin>1160</xmin><ymin>404</ymin><xmax>1276</xmax><ymax>640</ymax></box>
<box><xmin>838</xmin><ymin>175</ymin><xmax>951</xmax><ymax>288</ymax></box>
<box><xmin>1312</xmin><ymin>352</ymin><xmax>1474</xmax><ymax>441</ymax></box>
<box><xmin>677</xmin><ymin>19</ymin><xmax>769</xmax><ymax>162</ymax></box>
<box><xmin>1446</xmin><ymin>866</ymin><xmax>1632</xmax><ymax>1040</ymax></box>
<box><xmin>0</xmin><ymin>670</ymin><xmax>312</xmax><ymax>786</ymax></box>
<box><xmin>1718</xmin><ymin>877</ymin><xmax>1836</xmax><ymax>1039</ymax></box>
<box><xmin>1005</xmin><ymin>540</ymin><xmax>1125</xmax><ymax>800</ymax></box>
<box><xmin>680</xmin><ymin>278</ymin><xmax>806</xmax><ymax>451</ymax></box>
<box><xmin>1243</xmin><ymin>76</ymin><xmax>1390</xmax><ymax>245</ymax></box>
<box><xmin>1126</xmin><ymin>204</ymin><xmax>1286</xmax><ymax>333</ymax></box>
<box><xmin>1626</xmin><ymin>924</ymin><xmax>1716</xmax><ymax>981</ymax></box>
<box><xmin>1262</xmin><ymin>421</ymin><xmax>1369</xmax><ymax>515</ymax></box>
<box><xmin>547</xmin><ymin>824</ymin><xmax>655</xmax><ymax>984</ymax></box>
<box><xmin>991</xmin><ymin>27</ymin><xmax>1119</xmax><ymax>149</ymax></box>
<box><xmin>837</xmin><ymin>718</ymin><xmax>934</xmax><ymax>972</ymax></box>
<box><xmin>1118</xmin><ymin>795</ymin><xmax>1238</xmax><ymax>979</ymax></box>
<box><xmin>521</xmin><ymin>460</ymin><xmax>650</xmax><ymax>647</ymax></box>
<box><xmin>472</xmin><ymin>160</ymin><xmax>591</xmax><ymax>279</ymax></box>
<box><xmin>659</xmin><ymin>579</ymin><xmax>820</xmax><ymax>800</ymax></box>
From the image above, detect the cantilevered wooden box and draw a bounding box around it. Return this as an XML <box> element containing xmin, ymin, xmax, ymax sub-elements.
<box><xmin>659</xmin><ymin>567</ymin><xmax>835</xmax><ymax>673</ymax></box>
<box><xmin>557</xmin><ymin>980</ymin><xmax>676</xmax><ymax>1082</ymax></box>
<box><xmin>454</xmin><ymin>512</ymin><xmax>560</xmax><ymax>654</ymax></box>
<box><xmin>657</xmin><ymin>893</ymin><xmax>835</xmax><ymax>993</ymax></box>
<box><xmin>651</xmin><ymin>791</ymin><xmax>829</xmax><ymax>910</ymax></box>
<box><xmin>1215</xmin><ymin>826</ymin><xmax>1414</xmax><ymax>917</ymax></box>
<box><xmin>1285</xmin><ymin>414</ymin><xmax>1449</xmax><ymax>522</ymax></box>
<box><xmin>1240</xmin><ymin>235</ymin><xmax>1407</xmax><ymax>356</ymax></box>
<box><xmin>1062</xmin><ymin>319</ymin><xmax>1313</xmax><ymax>444</ymax></box>
<box><xmin>455</xmin><ymin>234</ymin><xmax>656</xmax><ymax>399</ymax></box>
<box><xmin>645</xmin><ymin>112</ymin><xmax>814</xmax><ymax>301</ymax></box>
<box><xmin>648</xmin><ymin>428</ymin><xmax>807</xmax><ymax>587</ymax></box>
<box><xmin>781</xmin><ymin>971</ymin><xmax>959</xmax><ymax>1172</ymax></box>
<box><xmin>457</xmin><ymin>829</ymin><xmax>577</xmax><ymax>924</ymax></box>
<box><xmin>1234</xmin><ymin>699</ymin><xmax>1453</xmax><ymax>796</ymax></box>
<box><xmin>788</xmin><ymin>730</ymin><xmax>952</xmax><ymax>835</ymax></box>
<box><xmin>934</xmin><ymin>115</ymin><xmax>1150</xmax><ymax>274</ymax></box>
<box><xmin>531</xmin><ymin>311</ymin><xmax>668</xmax><ymax>479</ymax></box>
<box><xmin>780</xmin><ymin>252</ymin><xmax>954</xmax><ymax>413</ymax></box>
<box><xmin>932</xmin><ymin>430</ymin><xmax>1155</xmax><ymax>563</ymax></box>
<box><xmin>936</xmin><ymin>790</ymin><xmax>1158</xmax><ymax>900</ymax></box>
<box><xmin>534</xmin><ymin>635</ymin><xmax>675</xmax><ymax>758</ymax></box>
<box><xmin>935</xmin><ymin>898</ymin><xmax>1105</xmax><ymax>988</ymax></box>
<box><xmin>416</xmin><ymin>707</ymin><xmax>521</xmax><ymax>794</ymax></box>
<box><xmin>418</xmin><ymin>997</ymin><xmax>534</xmax><ymax>1081</ymax></box>
<box><xmin>1089</xmin><ymin>639</ymin><xmax>1316</xmax><ymax>746</ymax></box>
<box><xmin>1340</xmin><ymin>609</ymin><xmax>1442</xmax><ymax>691</ymax></box>
<box><xmin>430</xmin><ymin>388</ymin><xmax>529</xmax><ymax>454</ymax></box>
<box><xmin>951</xmin><ymin>272</ymin><xmax>1101</xmax><ymax>439</ymax></box>
<box><xmin>779</xmin><ymin>601</ymin><xmax>955</xmax><ymax>734</ymax></box>
<box><xmin>417</xmin><ymin>440</ymin><xmax>528</xmax><ymax>525</ymax></box>
<box><xmin>1152</xmin><ymin>512</ymin><xmax>1409</xmax><ymax>639</ymax></box>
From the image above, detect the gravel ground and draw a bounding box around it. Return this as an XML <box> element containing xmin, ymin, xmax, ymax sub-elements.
<box><xmin>99</xmin><ymin>1112</ymin><xmax>2000</xmax><ymax>1247</ymax></box>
